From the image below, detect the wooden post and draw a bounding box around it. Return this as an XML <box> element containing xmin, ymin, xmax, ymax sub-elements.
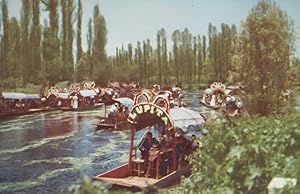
<box><xmin>128</xmin><ymin>127</ymin><xmax>135</xmax><ymax>175</ymax></box>
<box><xmin>172</xmin><ymin>138</ymin><xmax>176</xmax><ymax>172</ymax></box>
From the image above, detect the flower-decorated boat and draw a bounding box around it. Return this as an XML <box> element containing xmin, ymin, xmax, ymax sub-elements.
<box><xmin>46</xmin><ymin>81</ymin><xmax>104</xmax><ymax>111</ymax></box>
<box><xmin>201</xmin><ymin>82</ymin><xmax>248</xmax><ymax>117</ymax></box>
<box><xmin>93</xmin><ymin>92</ymin><xmax>206</xmax><ymax>190</ymax></box>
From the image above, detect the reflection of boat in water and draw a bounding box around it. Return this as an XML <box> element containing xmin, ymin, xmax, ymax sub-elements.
<box><xmin>93</xmin><ymin>93</ymin><xmax>205</xmax><ymax>190</ymax></box>
<box><xmin>95</xmin><ymin>97</ymin><xmax>133</xmax><ymax>130</ymax></box>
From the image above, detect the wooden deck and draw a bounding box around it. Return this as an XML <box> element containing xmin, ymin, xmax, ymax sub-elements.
<box><xmin>95</xmin><ymin>176</ymin><xmax>158</xmax><ymax>188</ymax></box>
<box><xmin>93</xmin><ymin>164</ymin><xmax>190</xmax><ymax>189</ymax></box>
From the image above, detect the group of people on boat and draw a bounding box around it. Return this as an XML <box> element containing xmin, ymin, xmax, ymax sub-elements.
<box><xmin>96</xmin><ymin>83</ymin><xmax>186</xmax><ymax>130</ymax></box>
<box><xmin>137</xmin><ymin>129</ymin><xmax>198</xmax><ymax>178</ymax></box>
<box><xmin>0</xmin><ymin>92</ymin><xmax>42</xmax><ymax>116</ymax></box>
<box><xmin>107</xmin><ymin>101</ymin><xmax>130</xmax><ymax>124</ymax></box>
<box><xmin>201</xmin><ymin>82</ymin><xmax>247</xmax><ymax>117</ymax></box>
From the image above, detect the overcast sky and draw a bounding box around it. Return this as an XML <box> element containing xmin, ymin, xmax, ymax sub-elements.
<box><xmin>6</xmin><ymin>0</ymin><xmax>300</xmax><ymax>56</ymax></box>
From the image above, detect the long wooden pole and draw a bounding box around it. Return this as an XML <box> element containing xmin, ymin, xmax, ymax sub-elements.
<box><xmin>128</xmin><ymin>127</ymin><xmax>135</xmax><ymax>175</ymax></box>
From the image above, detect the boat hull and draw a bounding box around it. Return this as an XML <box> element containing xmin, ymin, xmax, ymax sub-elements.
<box><xmin>0</xmin><ymin>107</ymin><xmax>59</xmax><ymax>119</ymax></box>
<box><xmin>93</xmin><ymin>163</ymin><xmax>190</xmax><ymax>190</ymax></box>
<box><xmin>95</xmin><ymin>121</ymin><xmax>128</xmax><ymax>130</ymax></box>
<box><xmin>60</xmin><ymin>103</ymin><xmax>103</xmax><ymax>111</ymax></box>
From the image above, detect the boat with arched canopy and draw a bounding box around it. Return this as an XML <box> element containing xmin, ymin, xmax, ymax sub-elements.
<box><xmin>95</xmin><ymin>97</ymin><xmax>134</xmax><ymax>130</ymax></box>
<box><xmin>93</xmin><ymin>92</ymin><xmax>205</xmax><ymax>190</ymax></box>
<box><xmin>0</xmin><ymin>92</ymin><xmax>44</xmax><ymax>118</ymax></box>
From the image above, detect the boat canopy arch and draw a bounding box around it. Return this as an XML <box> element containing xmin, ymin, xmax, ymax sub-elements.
<box><xmin>128</xmin><ymin>93</ymin><xmax>206</xmax><ymax>137</ymax></box>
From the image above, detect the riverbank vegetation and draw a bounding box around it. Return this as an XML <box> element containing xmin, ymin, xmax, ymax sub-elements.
<box><xmin>176</xmin><ymin>114</ymin><xmax>300</xmax><ymax>194</ymax></box>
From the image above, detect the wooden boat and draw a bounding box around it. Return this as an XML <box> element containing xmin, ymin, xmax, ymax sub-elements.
<box><xmin>0</xmin><ymin>92</ymin><xmax>55</xmax><ymax>118</ymax></box>
<box><xmin>95</xmin><ymin>97</ymin><xmax>133</xmax><ymax>130</ymax></box>
<box><xmin>60</xmin><ymin>102</ymin><xmax>104</xmax><ymax>111</ymax></box>
<box><xmin>93</xmin><ymin>93</ymin><xmax>206</xmax><ymax>190</ymax></box>
<box><xmin>200</xmin><ymin>82</ymin><xmax>248</xmax><ymax>117</ymax></box>
<box><xmin>45</xmin><ymin>82</ymin><xmax>104</xmax><ymax>111</ymax></box>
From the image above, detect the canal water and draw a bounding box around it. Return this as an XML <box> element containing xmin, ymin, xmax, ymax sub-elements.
<box><xmin>0</xmin><ymin>92</ymin><xmax>213</xmax><ymax>193</ymax></box>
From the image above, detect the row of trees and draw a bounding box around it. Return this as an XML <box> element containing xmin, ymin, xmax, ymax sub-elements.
<box><xmin>0</xmin><ymin>0</ymin><xmax>252</xmax><ymax>88</ymax></box>
<box><xmin>111</xmin><ymin>24</ymin><xmax>237</xmax><ymax>89</ymax></box>
<box><xmin>0</xmin><ymin>0</ymin><xmax>107</xmax><ymax>86</ymax></box>
<box><xmin>0</xmin><ymin>0</ymin><xmax>299</xmax><ymax>115</ymax></box>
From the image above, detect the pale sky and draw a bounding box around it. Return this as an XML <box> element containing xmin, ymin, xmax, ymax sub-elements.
<box><xmin>5</xmin><ymin>0</ymin><xmax>300</xmax><ymax>56</ymax></box>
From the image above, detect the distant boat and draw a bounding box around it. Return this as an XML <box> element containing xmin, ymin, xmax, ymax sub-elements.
<box><xmin>95</xmin><ymin>97</ymin><xmax>133</xmax><ymax>130</ymax></box>
<box><xmin>0</xmin><ymin>92</ymin><xmax>53</xmax><ymax>118</ymax></box>
<box><xmin>93</xmin><ymin>93</ymin><xmax>205</xmax><ymax>190</ymax></box>
<box><xmin>200</xmin><ymin>82</ymin><xmax>248</xmax><ymax>117</ymax></box>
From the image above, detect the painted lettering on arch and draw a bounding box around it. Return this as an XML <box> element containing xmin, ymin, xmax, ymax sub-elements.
<box><xmin>127</xmin><ymin>103</ymin><xmax>171</xmax><ymax>126</ymax></box>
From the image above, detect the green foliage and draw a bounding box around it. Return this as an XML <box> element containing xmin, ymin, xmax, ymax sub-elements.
<box><xmin>236</xmin><ymin>0</ymin><xmax>295</xmax><ymax>115</ymax></box>
<box><xmin>174</xmin><ymin>114</ymin><xmax>300</xmax><ymax>193</ymax></box>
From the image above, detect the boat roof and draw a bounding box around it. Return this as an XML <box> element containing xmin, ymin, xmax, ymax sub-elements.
<box><xmin>203</xmin><ymin>88</ymin><xmax>213</xmax><ymax>95</ymax></box>
<box><xmin>79</xmin><ymin>89</ymin><xmax>97</xmax><ymax>97</ymax></box>
<box><xmin>169</xmin><ymin>107</ymin><xmax>205</xmax><ymax>136</ymax></box>
<box><xmin>2</xmin><ymin>92</ymin><xmax>40</xmax><ymax>100</ymax></box>
<box><xmin>57</xmin><ymin>92</ymin><xmax>69</xmax><ymax>99</ymax></box>
<box><xmin>127</xmin><ymin>101</ymin><xmax>205</xmax><ymax>136</ymax></box>
<box><xmin>108</xmin><ymin>97</ymin><xmax>134</xmax><ymax>113</ymax></box>
<box><xmin>114</xmin><ymin>97</ymin><xmax>134</xmax><ymax>107</ymax></box>
<box><xmin>25</xmin><ymin>94</ymin><xmax>40</xmax><ymax>100</ymax></box>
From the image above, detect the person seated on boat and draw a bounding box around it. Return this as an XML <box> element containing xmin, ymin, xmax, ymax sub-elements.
<box><xmin>226</xmin><ymin>95</ymin><xmax>237</xmax><ymax>111</ymax></box>
<box><xmin>139</xmin><ymin>132</ymin><xmax>159</xmax><ymax>160</ymax></box>
<box><xmin>159</xmin><ymin>131</ymin><xmax>172</xmax><ymax>149</ymax></box>
<box><xmin>115</xmin><ymin>103</ymin><xmax>127</xmax><ymax>122</ymax></box>
<box><xmin>107</xmin><ymin>111</ymin><xmax>115</xmax><ymax>123</ymax></box>
<box><xmin>124</xmin><ymin>106</ymin><xmax>130</xmax><ymax>117</ymax></box>
<box><xmin>229</xmin><ymin>99</ymin><xmax>244</xmax><ymax>117</ymax></box>
<box><xmin>172</xmin><ymin>135</ymin><xmax>195</xmax><ymax>169</ymax></box>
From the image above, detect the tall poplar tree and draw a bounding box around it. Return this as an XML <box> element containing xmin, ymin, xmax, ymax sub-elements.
<box><xmin>1</xmin><ymin>0</ymin><xmax>9</xmax><ymax>80</ymax></box>
<box><xmin>172</xmin><ymin>30</ymin><xmax>180</xmax><ymax>83</ymax></box>
<box><xmin>30</xmin><ymin>0</ymin><xmax>42</xmax><ymax>83</ymax></box>
<box><xmin>92</xmin><ymin>4</ymin><xmax>107</xmax><ymax>81</ymax></box>
<box><xmin>42</xmin><ymin>0</ymin><xmax>60</xmax><ymax>84</ymax></box>
<box><xmin>237</xmin><ymin>0</ymin><xmax>295</xmax><ymax>115</ymax></box>
<box><xmin>156</xmin><ymin>30</ymin><xmax>162</xmax><ymax>84</ymax></box>
<box><xmin>76</xmin><ymin>0</ymin><xmax>82</xmax><ymax>64</ymax></box>
<box><xmin>61</xmin><ymin>0</ymin><xmax>74</xmax><ymax>80</ymax></box>
<box><xmin>20</xmin><ymin>0</ymin><xmax>31</xmax><ymax>85</ymax></box>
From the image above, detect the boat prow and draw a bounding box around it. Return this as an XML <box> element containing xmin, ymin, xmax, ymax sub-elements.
<box><xmin>95</xmin><ymin>120</ymin><xmax>128</xmax><ymax>130</ymax></box>
<box><xmin>93</xmin><ymin>163</ymin><xmax>190</xmax><ymax>190</ymax></box>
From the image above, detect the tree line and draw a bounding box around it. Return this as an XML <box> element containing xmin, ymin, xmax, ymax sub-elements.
<box><xmin>0</xmin><ymin>0</ymin><xmax>107</xmax><ymax>86</ymax></box>
<box><xmin>0</xmin><ymin>0</ymin><xmax>299</xmax><ymax>115</ymax></box>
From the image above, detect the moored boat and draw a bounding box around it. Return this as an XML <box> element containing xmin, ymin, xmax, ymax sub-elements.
<box><xmin>93</xmin><ymin>93</ymin><xmax>206</xmax><ymax>190</ymax></box>
<box><xmin>0</xmin><ymin>92</ymin><xmax>52</xmax><ymax>118</ymax></box>
<box><xmin>46</xmin><ymin>82</ymin><xmax>104</xmax><ymax>111</ymax></box>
